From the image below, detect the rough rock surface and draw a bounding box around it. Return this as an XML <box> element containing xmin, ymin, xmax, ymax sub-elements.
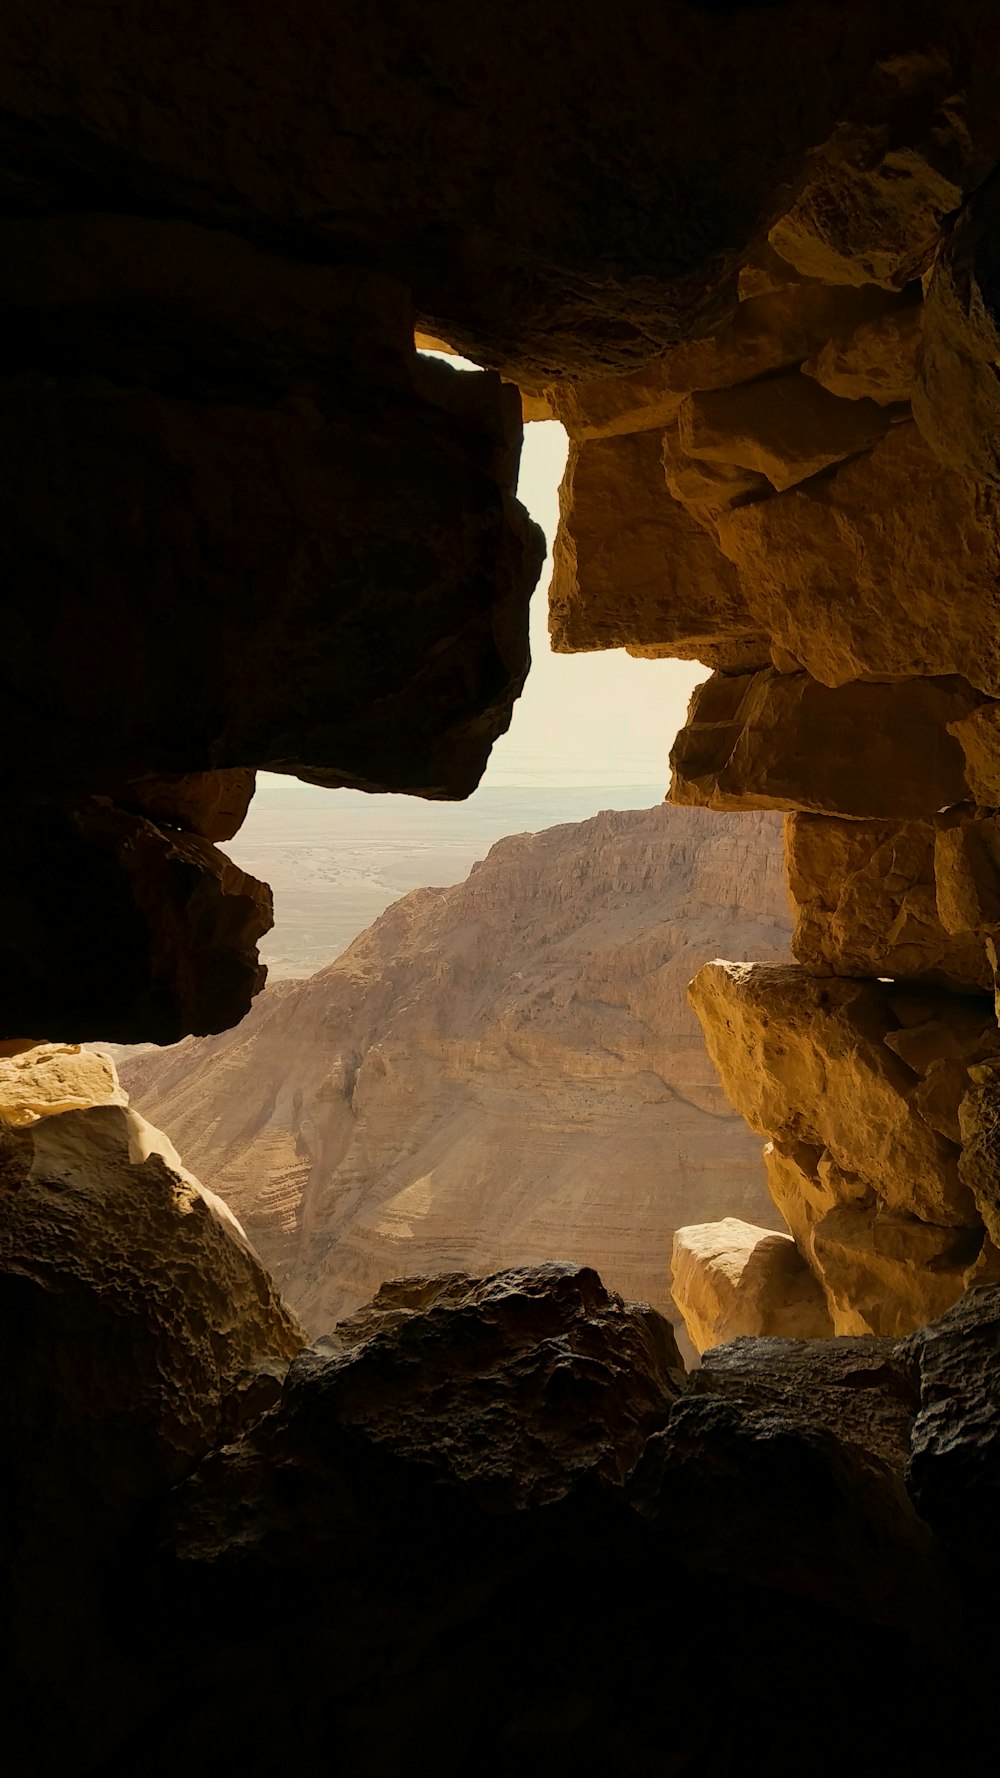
<box><xmin>786</xmin><ymin>809</ymin><xmax>998</xmax><ymax>994</ymax></box>
<box><xmin>803</xmin><ymin>299</ymin><xmax>922</xmax><ymax>404</ymax></box>
<box><xmin>122</xmin><ymin>806</ymin><xmax>791</xmax><ymax>1336</ymax></box>
<box><xmin>129</xmin><ymin>1270</ymin><xmax>970</xmax><ymax>1778</ymax></box>
<box><xmin>670</xmin><ymin>1217</ymin><xmax>833</xmax><ymax>1353</ymax></box>
<box><xmin>677</xmin><ymin>372</ymin><xmax>891</xmax><ymax>492</ymax></box>
<box><xmin>0</xmin><ymin>795</ymin><xmax>274</xmax><ymax>1042</ymax></box>
<box><xmin>713</xmin><ymin>424</ymin><xmax>1000</xmax><ymax>693</ymax></box>
<box><xmin>548</xmin><ymin>430</ymin><xmax>765</xmax><ymax>670</ymax></box>
<box><xmin>669</xmin><ymin>669</ymin><xmax>979</xmax><ymax>817</ymax></box>
<box><xmin>0</xmin><ymin>1085</ymin><xmax>305</xmax><ymax>1770</ymax></box>
<box><xmin>903</xmin><ymin>1283</ymin><xmax>1000</xmax><ymax>1578</ymax></box>
<box><xmin>0</xmin><ymin>1038</ymin><xmax>126</xmax><ymax>1125</ymax></box>
<box><xmin>914</xmin><ymin>176</ymin><xmax>1000</xmax><ymax>484</ymax></box>
<box><xmin>689</xmin><ymin>961</ymin><xmax>996</xmax><ymax>1334</ymax></box>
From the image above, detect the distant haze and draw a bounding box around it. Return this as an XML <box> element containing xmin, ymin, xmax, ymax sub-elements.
<box><xmin>235</xmin><ymin>405</ymin><xmax>708</xmax><ymax>976</ymax></box>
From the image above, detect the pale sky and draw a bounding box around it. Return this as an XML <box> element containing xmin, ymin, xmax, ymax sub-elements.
<box><xmin>490</xmin><ymin>417</ymin><xmax>705</xmax><ymax>787</ymax></box>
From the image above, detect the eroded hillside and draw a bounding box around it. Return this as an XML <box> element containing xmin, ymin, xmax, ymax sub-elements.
<box><xmin>123</xmin><ymin>805</ymin><xmax>789</xmax><ymax>1331</ymax></box>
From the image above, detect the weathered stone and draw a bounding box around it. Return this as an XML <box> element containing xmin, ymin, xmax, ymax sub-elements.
<box><xmin>0</xmin><ymin>1040</ymin><xmax>126</xmax><ymax>1126</ymax></box>
<box><xmin>808</xmin><ymin>1201</ymin><xmax>985</xmax><ymax>1338</ymax></box>
<box><xmin>689</xmin><ymin>961</ymin><xmax>988</xmax><ymax>1228</ymax></box>
<box><xmin>546</xmin><ymin>281</ymin><xmax>899</xmax><ymax>440</ymax></box>
<box><xmin>803</xmin><ymin>300</ymin><xmax>922</xmax><ymax>404</ymax></box>
<box><xmin>714</xmin><ymin>424</ymin><xmax>1000</xmax><ymax>693</ymax></box>
<box><xmin>949</xmin><ymin>702</ymin><xmax>1000</xmax><ymax>806</ymax></box>
<box><xmin>114</xmin><ymin>769</ymin><xmax>257</xmax><ymax>843</ymax></box>
<box><xmin>661</xmin><ymin>421</ymin><xmax>771</xmax><ymax>521</ymax></box>
<box><xmin>913</xmin><ymin>176</ymin><xmax>1000</xmax><ymax>483</ymax></box>
<box><xmin>670</xmin><ymin>1217</ymin><xmax>833</xmax><ymax>1353</ymax></box>
<box><xmin>677</xmin><ymin>373</ymin><xmax>892</xmax><ymax>492</ymax></box>
<box><xmin>669</xmin><ymin>669</ymin><xmax>978</xmax><ymax>818</ymax></box>
<box><xmin>549</xmin><ymin>430</ymin><xmax>767</xmax><ymax>671</ymax></box>
<box><xmin>768</xmin><ymin>58</ymin><xmax>981</xmax><ymax>289</ymax></box>
<box><xmin>0</xmin><ymin>796</ymin><xmax>273</xmax><ymax>1044</ymax></box>
<box><xmin>903</xmin><ymin>1284</ymin><xmax>1000</xmax><ymax>1578</ymax></box>
<box><xmin>959</xmin><ymin>1064</ymin><xmax>1000</xmax><ymax>1250</ymax></box>
<box><xmin>0</xmin><ymin>1095</ymin><xmax>305</xmax><ymax>1769</ymax></box>
<box><xmin>786</xmin><ymin>810</ymin><xmax>994</xmax><ymax>993</ymax></box>
<box><xmin>0</xmin><ymin>225</ymin><xmax>544</xmax><ymax>801</ymax></box>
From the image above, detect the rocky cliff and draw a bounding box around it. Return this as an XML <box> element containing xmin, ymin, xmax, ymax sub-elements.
<box><xmin>123</xmin><ymin>805</ymin><xmax>790</xmax><ymax>1334</ymax></box>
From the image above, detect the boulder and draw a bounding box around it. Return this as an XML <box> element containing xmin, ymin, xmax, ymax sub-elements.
<box><xmin>0</xmin><ymin>1094</ymin><xmax>305</xmax><ymax>1770</ymax></box>
<box><xmin>688</xmin><ymin>961</ymin><xmax>993</xmax><ymax>1229</ymax></box>
<box><xmin>767</xmin><ymin>62</ymin><xmax>981</xmax><ymax>290</ymax></box>
<box><xmin>677</xmin><ymin>372</ymin><xmax>891</xmax><ymax>493</ymax></box>
<box><xmin>803</xmin><ymin>300</ymin><xmax>922</xmax><ymax>404</ymax></box>
<box><xmin>549</xmin><ymin>430</ymin><xmax>767</xmax><ymax>670</ymax></box>
<box><xmin>786</xmin><ymin>810</ymin><xmax>994</xmax><ymax>994</ymax></box>
<box><xmin>670</xmin><ymin>1216</ymin><xmax>833</xmax><ymax>1353</ymax></box>
<box><xmin>913</xmin><ymin>176</ymin><xmax>1000</xmax><ymax>484</ymax></box>
<box><xmin>949</xmin><ymin>702</ymin><xmax>1000</xmax><ymax>806</ymax></box>
<box><xmin>0</xmin><ymin>796</ymin><xmax>273</xmax><ymax>1043</ymax></box>
<box><xmin>0</xmin><ymin>1039</ymin><xmax>126</xmax><ymax>1125</ymax></box>
<box><xmin>714</xmin><ymin>424</ymin><xmax>1000</xmax><ymax>693</ymax></box>
<box><xmin>669</xmin><ymin>669</ymin><xmax>978</xmax><ymax>818</ymax></box>
<box><xmin>903</xmin><ymin>1284</ymin><xmax>1000</xmax><ymax>1580</ymax></box>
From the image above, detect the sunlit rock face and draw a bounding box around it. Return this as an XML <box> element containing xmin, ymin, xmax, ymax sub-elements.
<box><xmin>670</xmin><ymin>1216</ymin><xmax>833</xmax><ymax>1354</ymax></box>
<box><xmin>0</xmin><ymin>1045</ymin><xmax>304</xmax><ymax>1771</ymax></box>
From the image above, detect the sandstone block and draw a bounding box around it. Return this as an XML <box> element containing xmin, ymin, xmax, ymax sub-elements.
<box><xmin>714</xmin><ymin>424</ymin><xmax>1000</xmax><ymax>693</ymax></box>
<box><xmin>688</xmin><ymin>960</ymin><xmax>990</xmax><ymax>1228</ymax></box>
<box><xmin>786</xmin><ymin>810</ymin><xmax>994</xmax><ymax>993</ymax></box>
<box><xmin>803</xmin><ymin>300</ymin><xmax>921</xmax><ymax>404</ymax></box>
<box><xmin>549</xmin><ymin>429</ymin><xmax>767</xmax><ymax>670</ymax></box>
<box><xmin>677</xmin><ymin>372</ymin><xmax>891</xmax><ymax>493</ymax></box>
<box><xmin>669</xmin><ymin>669</ymin><xmax>977</xmax><ymax>818</ymax></box>
<box><xmin>807</xmin><ymin>1200</ymin><xmax>984</xmax><ymax>1338</ymax></box>
<box><xmin>0</xmin><ymin>1040</ymin><xmax>126</xmax><ymax>1126</ymax></box>
<box><xmin>913</xmin><ymin>177</ymin><xmax>1000</xmax><ymax>483</ymax></box>
<box><xmin>661</xmin><ymin>421</ymin><xmax>770</xmax><ymax>520</ymax></box>
<box><xmin>948</xmin><ymin>703</ymin><xmax>1000</xmax><ymax>807</ymax></box>
<box><xmin>670</xmin><ymin>1216</ymin><xmax>833</xmax><ymax>1354</ymax></box>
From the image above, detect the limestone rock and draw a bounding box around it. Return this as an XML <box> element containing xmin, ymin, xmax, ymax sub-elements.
<box><xmin>0</xmin><ymin>796</ymin><xmax>273</xmax><ymax>1043</ymax></box>
<box><xmin>913</xmin><ymin>176</ymin><xmax>1000</xmax><ymax>483</ymax></box>
<box><xmin>677</xmin><ymin>373</ymin><xmax>891</xmax><ymax>493</ymax></box>
<box><xmin>114</xmin><ymin>768</ymin><xmax>257</xmax><ymax>843</ymax></box>
<box><xmin>806</xmin><ymin>1198</ymin><xmax>985</xmax><ymax>1338</ymax></box>
<box><xmin>670</xmin><ymin>1217</ymin><xmax>833</xmax><ymax>1353</ymax></box>
<box><xmin>768</xmin><ymin>59</ymin><xmax>980</xmax><ymax>290</ymax></box>
<box><xmin>688</xmin><ymin>960</ymin><xmax>991</xmax><ymax>1229</ymax></box>
<box><xmin>661</xmin><ymin>421</ymin><xmax>770</xmax><ymax>521</ymax></box>
<box><xmin>803</xmin><ymin>300</ymin><xmax>922</xmax><ymax>404</ymax></box>
<box><xmin>0</xmin><ymin>1098</ymin><xmax>305</xmax><ymax>1769</ymax></box>
<box><xmin>146</xmin><ymin>1264</ymin><xmax>960</xmax><ymax>1777</ymax></box>
<box><xmin>903</xmin><ymin>1283</ymin><xmax>1000</xmax><ymax>1580</ymax></box>
<box><xmin>549</xmin><ymin>430</ymin><xmax>768</xmax><ymax>670</ymax></box>
<box><xmin>669</xmin><ymin>669</ymin><xmax>978</xmax><ymax>818</ymax></box>
<box><xmin>122</xmin><ymin>805</ymin><xmax>792</xmax><ymax>1336</ymax></box>
<box><xmin>786</xmin><ymin>810</ymin><xmax>994</xmax><ymax>993</ymax></box>
<box><xmin>546</xmin><ymin>281</ymin><xmax>899</xmax><ymax>440</ymax></box>
<box><xmin>714</xmin><ymin>424</ymin><xmax>1000</xmax><ymax>693</ymax></box>
<box><xmin>949</xmin><ymin>702</ymin><xmax>1000</xmax><ymax>806</ymax></box>
<box><xmin>0</xmin><ymin>1040</ymin><xmax>126</xmax><ymax>1125</ymax></box>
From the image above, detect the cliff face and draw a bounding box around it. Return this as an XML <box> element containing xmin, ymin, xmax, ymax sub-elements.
<box><xmin>123</xmin><ymin>805</ymin><xmax>790</xmax><ymax>1333</ymax></box>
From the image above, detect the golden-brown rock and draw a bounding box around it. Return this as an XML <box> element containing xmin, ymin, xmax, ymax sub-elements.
<box><xmin>913</xmin><ymin>176</ymin><xmax>1000</xmax><ymax>483</ymax></box>
<box><xmin>549</xmin><ymin>430</ymin><xmax>767</xmax><ymax>670</ymax></box>
<box><xmin>0</xmin><ymin>1040</ymin><xmax>126</xmax><ymax>1126</ymax></box>
<box><xmin>670</xmin><ymin>1216</ymin><xmax>833</xmax><ymax>1354</ymax></box>
<box><xmin>714</xmin><ymin>424</ymin><xmax>1000</xmax><ymax>692</ymax></box>
<box><xmin>803</xmin><ymin>301</ymin><xmax>922</xmax><ymax>404</ymax></box>
<box><xmin>949</xmin><ymin>703</ymin><xmax>1000</xmax><ymax>806</ymax></box>
<box><xmin>688</xmin><ymin>961</ymin><xmax>994</xmax><ymax>1228</ymax></box>
<box><xmin>669</xmin><ymin>669</ymin><xmax>978</xmax><ymax>818</ymax></box>
<box><xmin>786</xmin><ymin>811</ymin><xmax>994</xmax><ymax>993</ymax></box>
<box><xmin>114</xmin><ymin>769</ymin><xmax>257</xmax><ymax>843</ymax></box>
<box><xmin>677</xmin><ymin>373</ymin><xmax>891</xmax><ymax>492</ymax></box>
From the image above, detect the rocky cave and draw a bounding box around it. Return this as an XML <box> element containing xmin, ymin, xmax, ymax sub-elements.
<box><xmin>4</xmin><ymin>4</ymin><xmax>1000</xmax><ymax>1773</ymax></box>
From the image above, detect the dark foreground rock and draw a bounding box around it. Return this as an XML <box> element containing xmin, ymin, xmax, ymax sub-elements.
<box><xmin>2</xmin><ymin>1263</ymin><xmax>992</xmax><ymax>1778</ymax></box>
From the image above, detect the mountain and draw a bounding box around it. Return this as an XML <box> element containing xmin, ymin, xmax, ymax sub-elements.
<box><xmin>121</xmin><ymin>804</ymin><xmax>791</xmax><ymax>1337</ymax></box>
